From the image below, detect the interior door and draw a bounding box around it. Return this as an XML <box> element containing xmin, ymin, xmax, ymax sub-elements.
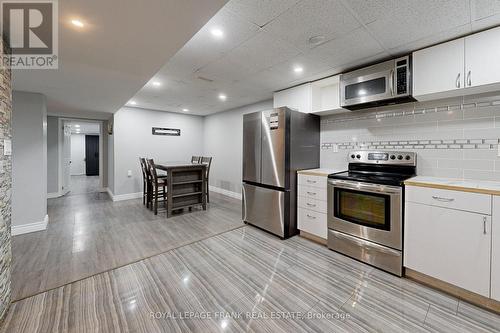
<box><xmin>261</xmin><ymin>109</ymin><xmax>286</xmax><ymax>188</ymax></box>
<box><xmin>85</xmin><ymin>135</ymin><xmax>99</xmax><ymax>176</ymax></box>
<box><xmin>242</xmin><ymin>111</ymin><xmax>261</xmax><ymax>183</ymax></box>
<box><xmin>62</xmin><ymin>122</ymin><xmax>72</xmax><ymax>194</ymax></box>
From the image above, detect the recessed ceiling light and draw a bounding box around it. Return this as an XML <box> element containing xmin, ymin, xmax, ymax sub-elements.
<box><xmin>218</xmin><ymin>94</ymin><xmax>227</xmax><ymax>101</ymax></box>
<box><xmin>152</xmin><ymin>81</ymin><xmax>162</xmax><ymax>87</ymax></box>
<box><xmin>293</xmin><ymin>66</ymin><xmax>304</xmax><ymax>73</ymax></box>
<box><xmin>74</xmin><ymin>124</ymin><xmax>80</xmax><ymax>128</ymax></box>
<box><xmin>129</xmin><ymin>100</ymin><xmax>137</xmax><ymax>106</ymax></box>
<box><xmin>71</xmin><ymin>19</ymin><xmax>84</xmax><ymax>28</ymax></box>
<box><xmin>210</xmin><ymin>28</ymin><xmax>224</xmax><ymax>38</ymax></box>
<box><xmin>182</xmin><ymin>108</ymin><xmax>189</xmax><ymax>112</ymax></box>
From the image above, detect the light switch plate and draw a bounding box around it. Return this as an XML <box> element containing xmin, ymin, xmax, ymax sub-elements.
<box><xmin>3</xmin><ymin>139</ymin><xmax>11</xmax><ymax>156</ymax></box>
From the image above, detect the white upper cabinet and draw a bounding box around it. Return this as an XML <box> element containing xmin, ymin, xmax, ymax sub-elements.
<box><xmin>273</xmin><ymin>83</ymin><xmax>312</xmax><ymax>113</ymax></box>
<box><xmin>413</xmin><ymin>38</ymin><xmax>465</xmax><ymax>99</ymax></box>
<box><xmin>465</xmin><ymin>26</ymin><xmax>500</xmax><ymax>88</ymax></box>
<box><xmin>413</xmin><ymin>26</ymin><xmax>500</xmax><ymax>101</ymax></box>
<box><xmin>492</xmin><ymin>196</ymin><xmax>500</xmax><ymax>302</ymax></box>
<box><xmin>273</xmin><ymin>75</ymin><xmax>345</xmax><ymax>115</ymax></box>
<box><xmin>311</xmin><ymin>75</ymin><xmax>345</xmax><ymax>115</ymax></box>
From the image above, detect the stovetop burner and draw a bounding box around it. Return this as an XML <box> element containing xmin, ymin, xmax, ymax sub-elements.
<box><xmin>328</xmin><ymin>150</ymin><xmax>417</xmax><ymax>186</ymax></box>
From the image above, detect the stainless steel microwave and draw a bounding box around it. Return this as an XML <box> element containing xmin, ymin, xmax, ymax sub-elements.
<box><xmin>340</xmin><ymin>56</ymin><xmax>414</xmax><ymax>110</ymax></box>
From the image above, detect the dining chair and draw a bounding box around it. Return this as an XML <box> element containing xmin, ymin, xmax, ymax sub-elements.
<box><xmin>146</xmin><ymin>159</ymin><xmax>167</xmax><ymax>215</ymax></box>
<box><xmin>201</xmin><ymin>156</ymin><xmax>212</xmax><ymax>203</ymax></box>
<box><xmin>191</xmin><ymin>156</ymin><xmax>201</xmax><ymax>164</ymax></box>
<box><xmin>139</xmin><ymin>158</ymin><xmax>150</xmax><ymax>207</ymax></box>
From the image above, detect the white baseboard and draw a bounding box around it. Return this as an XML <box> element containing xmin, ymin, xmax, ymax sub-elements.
<box><xmin>108</xmin><ymin>189</ymin><xmax>142</xmax><ymax>202</ymax></box>
<box><xmin>209</xmin><ymin>185</ymin><xmax>242</xmax><ymax>200</ymax></box>
<box><xmin>47</xmin><ymin>191</ymin><xmax>61</xmax><ymax>199</ymax></box>
<box><xmin>12</xmin><ymin>215</ymin><xmax>49</xmax><ymax>236</ymax></box>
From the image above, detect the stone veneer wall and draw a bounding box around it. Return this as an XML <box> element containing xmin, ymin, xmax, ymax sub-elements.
<box><xmin>0</xmin><ymin>38</ymin><xmax>12</xmax><ymax>321</ymax></box>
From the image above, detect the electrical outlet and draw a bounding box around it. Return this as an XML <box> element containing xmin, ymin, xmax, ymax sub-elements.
<box><xmin>332</xmin><ymin>144</ymin><xmax>339</xmax><ymax>153</ymax></box>
<box><xmin>127</xmin><ymin>170</ymin><xmax>132</xmax><ymax>177</ymax></box>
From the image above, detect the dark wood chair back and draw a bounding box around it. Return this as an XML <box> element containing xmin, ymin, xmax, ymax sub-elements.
<box><xmin>201</xmin><ymin>156</ymin><xmax>212</xmax><ymax>176</ymax></box>
<box><xmin>191</xmin><ymin>156</ymin><xmax>201</xmax><ymax>164</ymax></box>
<box><xmin>139</xmin><ymin>157</ymin><xmax>149</xmax><ymax>180</ymax></box>
<box><xmin>146</xmin><ymin>159</ymin><xmax>159</xmax><ymax>183</ymax></box>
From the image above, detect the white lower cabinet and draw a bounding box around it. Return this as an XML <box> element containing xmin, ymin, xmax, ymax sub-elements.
<box><xmin>405</xmin><ymin>188</ymin><xmax>492</xmax><ymax>298</ymax></box>
<box><xmin>297</xmin><ymin>173</ymin><xmax>328</xmax><ymax>239</ymax></box>
<box><xmin>492</xmin><ymin>196</ymin><xmax>500</xmax><ymax>301</ymax></box>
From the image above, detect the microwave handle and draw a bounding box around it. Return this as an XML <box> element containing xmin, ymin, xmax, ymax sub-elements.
<box><xmin>389</xmin><ymin>69</ymin><xmax>394</xmax><ymax>96</ymax></box>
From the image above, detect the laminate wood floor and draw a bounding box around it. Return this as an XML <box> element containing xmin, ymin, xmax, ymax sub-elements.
<box><xmin>2</xmin><ymin>226</ymin><xmax>500</xmax><ymax>333</ymax></box>
<box><xmin>11</xmin><ymin>190</ymin><xmax>243</xmax><ymax>301</ymax></box>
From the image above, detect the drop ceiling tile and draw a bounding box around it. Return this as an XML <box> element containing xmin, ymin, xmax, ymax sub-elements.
<box><xmin>472</xmin><ymin>0</ymin><xmax>500</xmax><ymax>20</ymax></box>
<box><xmin>313</xmin><ymin>28</ymin><xmax>385</xmax><ymax>68</ymax></box>
<box><xmin>264</xmin><ymin>0</ymin><xmax>360</xmax><ymax>51</ymax></box>
<box><xmin>471</xmin><ymin>13</ymin><xmax>500</xmax><ymax>30</ymax></box>
<box><xmin>388</xmin><ymin>24</ymin><xmax>472</xmax><ymax>55</ymax></box>
<box><xmin>221</xmin><ymin>30</ymin><xmax>302</xmax><ymax>74</ymax></box>
<box><xmin>224</xmin><ymin>0</ymin><xmax>301</xmax><ymax>27</ymax></box>
<box><xmin>157</xmin><ymin>6</ymin><xmax>260</xmax><ymax>79</ymax></box>
<box><xmin>347</xmin><ymin>0</ymin><xmax>471</xmax><ymax>50</ymax></box>
<box><xmin>260</xmin><ymin>50</ymin><xmax>334</xmax><ymax>86</ymax></box>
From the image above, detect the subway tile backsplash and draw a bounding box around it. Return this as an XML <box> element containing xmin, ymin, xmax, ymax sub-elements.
<box><xmin>320</xmin><ymin>94</ymin><xmax>500</xmax><ymax>181</ymax></box>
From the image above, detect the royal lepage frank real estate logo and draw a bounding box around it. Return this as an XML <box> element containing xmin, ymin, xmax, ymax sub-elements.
<box><xmin>1</xmin><ymin>0</ymin><xmax>58</xmax><ymax>69</ymax></box>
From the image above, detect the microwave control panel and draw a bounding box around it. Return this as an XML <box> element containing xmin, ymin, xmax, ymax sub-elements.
<box><xmin>395</xmin><ymin>57</ymin><xmax>409</xmax><ymax>96</ymax></box>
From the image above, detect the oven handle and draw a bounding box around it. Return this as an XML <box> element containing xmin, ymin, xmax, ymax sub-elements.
<box><xmin>328</xmin><ymin>179</ymin><xmax>401</xmax><ymax>194</ymax></box>
<box><xmin>331</xmin><ymin>230</ymin><xmax>401</xmax><ymax>256</ymax></box>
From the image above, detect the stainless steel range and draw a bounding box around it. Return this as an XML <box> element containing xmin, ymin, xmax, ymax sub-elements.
<box><xmin>327</xmin><ymin>151</ymin><xmax>417</xmax><ymax>276</ymax></box>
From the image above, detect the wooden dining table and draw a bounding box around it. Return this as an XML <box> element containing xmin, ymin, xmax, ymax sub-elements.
<box><xmin>155</xmin><ymin>161</ymin><xmax>207</xmax><ymax>217</ymax></box>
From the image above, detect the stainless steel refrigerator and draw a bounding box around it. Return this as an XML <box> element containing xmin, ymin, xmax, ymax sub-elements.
<box><xmin>242</xmin><ymin>107</ymin><xmax>320</xmax><ymax>238</ymax></box>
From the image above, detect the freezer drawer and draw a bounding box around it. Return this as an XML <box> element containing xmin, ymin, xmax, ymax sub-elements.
<box><xmin>242</xmin><ymin>183</ymin><xmax>287</xmax><ymax>238</ymax></box>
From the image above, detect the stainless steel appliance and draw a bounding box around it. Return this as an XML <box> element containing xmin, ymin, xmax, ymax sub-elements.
<box><xmin>242</xmin><ymin>107</ymin><xmax>320</xmax><ymax>238</ymax></box>
<box><xmin>340</xmin><ymin>56</ymin><xmax>414</xmax><ymax>110</ymax></box>
<box><xmin>327</xmin><ymin>151</ymin><xmax>417</xmax><ymax>276</ymax></box>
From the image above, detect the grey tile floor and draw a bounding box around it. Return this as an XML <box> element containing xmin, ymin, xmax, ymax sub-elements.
<box><xmin>3</xmin><ymin>221</ymin><xmax>500</xmax><ymax>332</ymax></box>
<box><xmin>69</xmin><ymin>175</ymin><xmax>100</xmax><ymax>195</ymax></box>
<box><xmin>11</xmin><ymin>190</ymin><xmax>243</xmax><ymax>300</ymax></box>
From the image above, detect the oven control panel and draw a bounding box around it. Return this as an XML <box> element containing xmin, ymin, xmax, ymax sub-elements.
<box><xmin>349</xmin><ymin>151</ymin><xmax>416</xmax><ymax>166</ymax></box>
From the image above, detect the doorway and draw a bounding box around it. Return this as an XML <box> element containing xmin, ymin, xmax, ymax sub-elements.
<box><xmin>59</xmin><ymin>119</ymin><xmax>103</xmax><ymax>196</ymax></box>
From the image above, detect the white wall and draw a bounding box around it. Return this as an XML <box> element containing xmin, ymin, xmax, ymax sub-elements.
<box><xmin>70</xmin><ymin>134</ymin><xmax>86</xmax><ymax>175</ymax></box>
<box><xmin>12</xmin><ymin>91</ymin><xmax>47</xmax><ymax>227</ymax></box>
<box><xmin>113</xmin><ymin>107</ymin><xmax>204</xmax><ymax>196</ymax></box>
<box><xmin>47</xmin><ymin>116</ymin><xmax>59</xmax><ymax>194</ymax></box>
<box><xmin>203</xmin><ymin>100</ymin><xmax>273</xmax><ymax>194</ymax></box>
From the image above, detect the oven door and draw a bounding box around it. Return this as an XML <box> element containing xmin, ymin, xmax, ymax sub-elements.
<box><xmin>327</xmin><ymin>179</ymin><xmax>402</xmax><ymax>250</ymax></box>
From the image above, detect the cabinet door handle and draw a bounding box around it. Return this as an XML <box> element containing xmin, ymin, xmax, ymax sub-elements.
<box><xmin>306</xmin><ymin>180</ymin><xmax>317</xmax><ymax>184</ymax></box>
<box><xmin>467</xmin><ymin>70</ymin><xmax>472</xmax><ymax>86</ymax></box>
<box><xmin>483</xmin><ymin>216</ymin><xmax>487</xmax><ymax>235</ymax></box>
<box><xmin>389</xmin><ymin>69</ymin><xmax>394</xmax><ymax>96</ymax></box>
<box><xmin>306</xmin><ymin>214</ymin><xmax>316</xmax><ymax>219</ymax></box>
<box><xmin>432</xmin><ymin>196</ymin><xmax>455</xmax><ymax>202</ymax></box>
<box><xmin>307</xmin><ymin>191</ymin><xmax>317</xmax><ymax>196</ymax></box>
<box><xmin>455</xmin><ymin>73</ymin><xmax>461</xmax><ymax>88</ymax></box>
<box><xmin>306</xmin><ymin>203</ymin><xmax>316</xmax><ymax>207</ymax></box>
